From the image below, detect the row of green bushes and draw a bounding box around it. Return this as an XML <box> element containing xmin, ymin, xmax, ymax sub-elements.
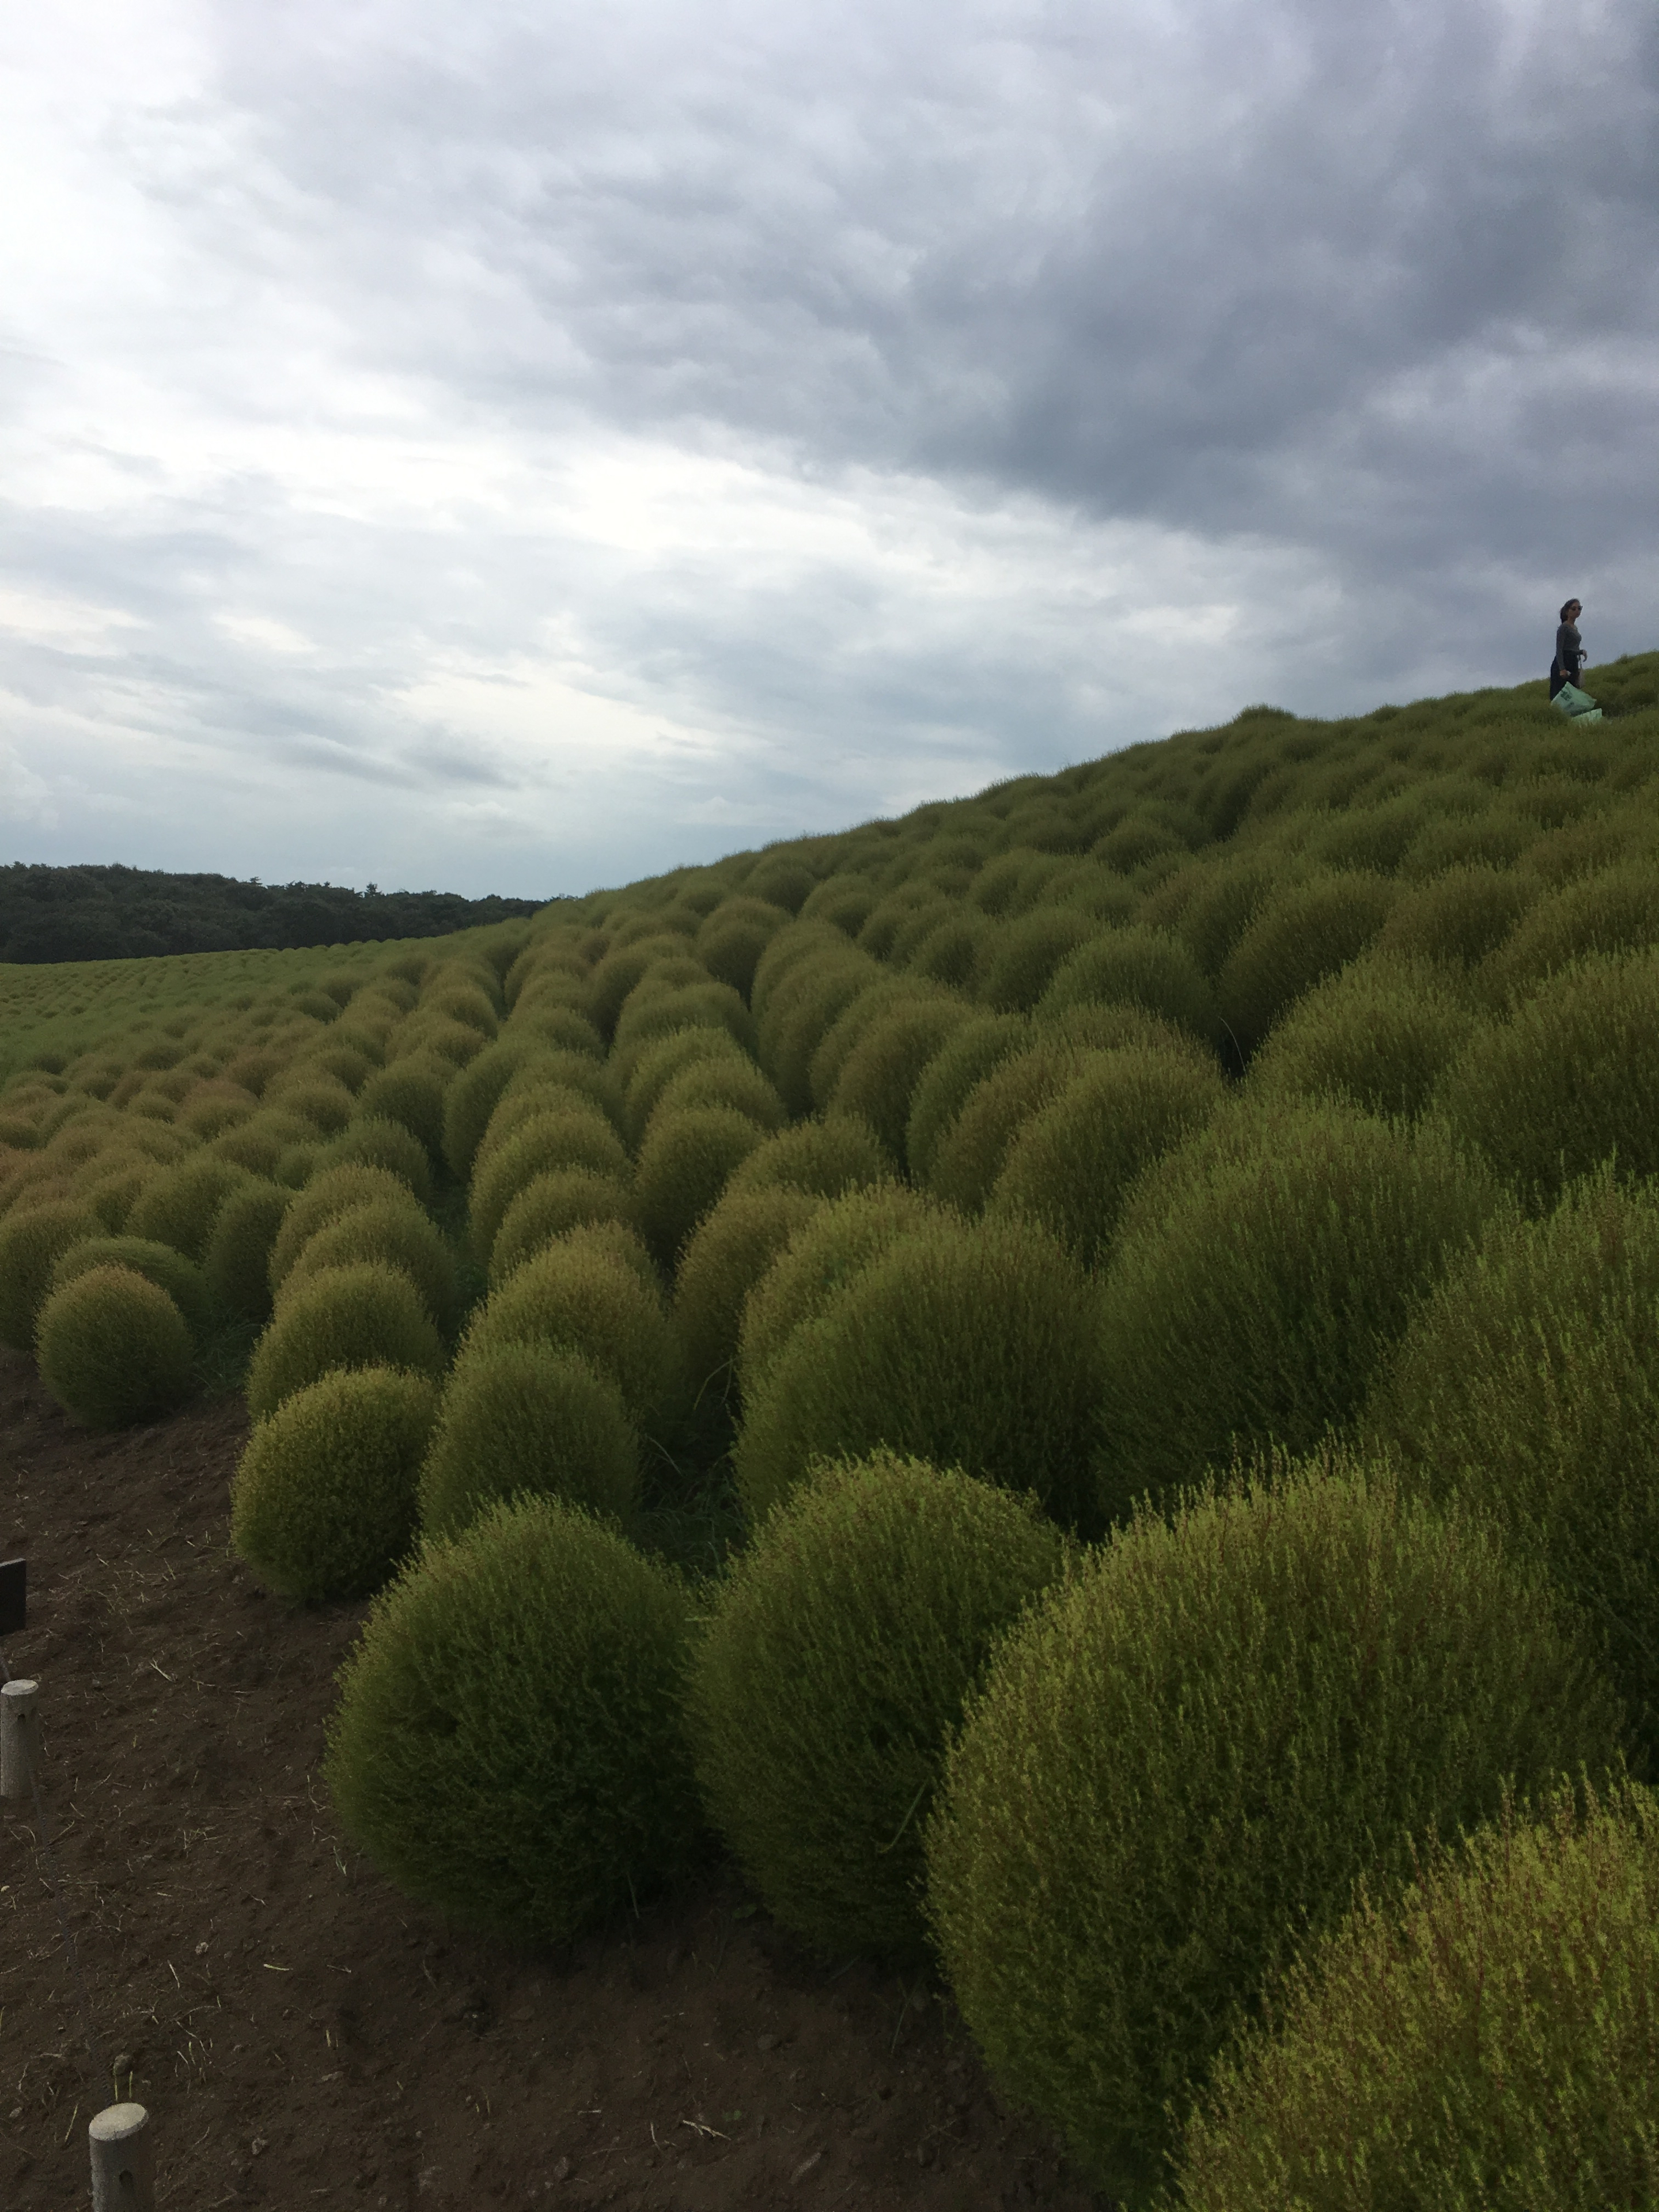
<box><xmin>324</xmin><ymin>1449</ymin><xmax>1652</xmax><ymax>2208</ymax></box>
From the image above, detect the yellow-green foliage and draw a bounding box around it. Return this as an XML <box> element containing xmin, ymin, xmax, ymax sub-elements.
<box><xmin>36</xmin><ymin>1264</ymin><xmax>196</xmax><ymax>1426</ymax></box>
<box><xmin>925</xmin><ymin>1461</ymin><xmax>1626</xmax><ymax>2200</ymax></box>
<box><xmin>633</xmin><ymin>1104</ymin><xmax>766</xmax><ymax>1266</ymax></box>
<box><xmin>465</xmin><ymin>1232</ymin><xmax>678</xmax><ymax>1429</ymax></box>
<box><xmin>50</xmin><ymin>1234</ymin><xmax>213</xmax><ymax>1340</ymax></box>
<box><xmin>267</xmin><ymin>1162</ymin><xmax>413</xmax><ymax>1287</ymax></box>
<box><xmin>1218</xmin><ymin>870</ymin><xmax>1396</xmax><ymax>1052</ymax></box>
<box><xmin>688</xmin><ymin>1453</ymin><xmax>1065</xmax><ymax>1960</ymax></box>
<box><xmin>1367</xmin><ymin>1169</ymin><xmax>1659</xmax><ymax>1758</ymax></box>
<box><xmin>695</xmin><ymin>895</ymin><xmax>791</xmax><ymax>998</ymax></box>
<box><xmin>231</xmin><ymin>1365</ymin><xmax>438</xmax><ymax>1601</ymax></box>
<box><xmin>468</xmin><ymin>1108</ymin><xmax>629</xmax><ymax>1271</ymax></box>
<box><xmin>276</xmin><ymin>1199</ymin><xmax>460</xmax><ymax>1336</ymax></box>
<box><xmin>245</xmin><ymin>1260</ymin><xmax>447</xmax><ymax>1421</ymax></box>
<box><xmin>1169</xmin><ymin>1780</ymin><xmax>1659</xmax><ymax>2212</ymax></box>
<box><xmin>825</xmin><ymin>997</ymin><xmax>972</xmax><ymax>1160</ymax></box>
<box><xmin>928</xmin><ymin>1040</ymin><xmax>1100</xmax><ymax>1214</ymax></box>
<box><xmin>1244</xmin><ymin>951</ymin><xmax>1475</xmax><ymax>1120</ymax></box>
<box><xmin>355</xmin><ymin>1055</ymin><xmax>452</xmax><ymax>1161</ymax></box>
<box><xmin>325</xmin><ymin>1497</ymin><xmax>703</xmax><ymax>1942</ymax></box>
<box><xmin>673</xmin><ymin>1184</ymin><xmax>818</xmax><ymax>1399</ymax></box>
<box><xmin>418</xmin><ymin>1339</ymin><xmax>638</xmax><ymax>1539</ymax></box>
<box><xmin>620</xmin><ymin>1027</ymin><xmax>753</xmax><ymax>1145</ymax></box>
<box><xmin>1038</xmin><ymin>925</ymin><xmax>1217</xmax><ymax>1040</ymax></box>
<box><xmin>990</xmin><ymin>1043</ymin><xmax>1224</xmax><ymax>1267</ymax></box>
<box><xmin>737</xmin><ymin>1181</ymin><xmax>935</xmax><ymax>1396</ymax></box>
<box><xmin>725</xmin><ymin>1114</ymin><xmax>888</xmax><ymax>1202</ymax></box>
<box><xmin>488</xmin><ymin>1168</ymin><xmax>634</xmax><ymax>1289</ymax></box>
<box><xmin>317</xmin><ymin>1114</ymin><xmax>434</xmax><ymax>1205</ymax></box>
<box><xmin>645</xmin><ymin>1054</ymin><xmax>786</xmax><ymax>1138</ymax></box>
<box><xmin>903</xmin><ymin>1014</ymin><xmax>1029</xmax><ymax>1182</ymax></box>
<box><xmin>736</xmin><ymin>1209</ymin><xmax>1105</xmax><ymax>1529</ymax></box>
<box><xmin>203</xmin><ymin>1179</ymin><xmax>291</xmax><ymax>1321</ymax></box>
<box><xmin>1096</xmin><ymin>1100</ymin><xmax>1499</xmax><ymax>1518</ymax></box>
<box><xmin>979</xmin><ymin>907</ymin><xmax>1096</xmax><ymax>1012</ymax></box>
<box><xmin>0</xmin><ymin>1196</ymin><xmax>98</xmax><ymax>1349</ymax></box>
<box><xmin>124</xmin><ymin>1154</ymin><xmax>252</xmax><ymax>1262</ymax></box>
<box><xmin>1438</xmin><ymin>947</ymin><xmax>1659</xmax><ymax>1204</ymax></box>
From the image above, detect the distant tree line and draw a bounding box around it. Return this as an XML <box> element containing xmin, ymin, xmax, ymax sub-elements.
<box><xmin>0</xmin><ymin>863</ymin><xmax>550</xmax><ymax>965</ymax></box>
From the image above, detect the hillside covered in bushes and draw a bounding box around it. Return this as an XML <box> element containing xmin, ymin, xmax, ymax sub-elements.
<box><xmin>0</xmin><ymin>861</ymin><xmax>547</xmax><ymax>967</ymax></box>
<box><xmin>6</xmin><ymin>643</ymin><xmax>1659</xmax><ymax>2206</ymax></box>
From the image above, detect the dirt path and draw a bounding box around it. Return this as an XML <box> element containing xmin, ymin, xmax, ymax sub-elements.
<box><xmin>0</xmin><ymin>1351</ymin><xmax>1099</xmax><ymax>2210</ymax></box>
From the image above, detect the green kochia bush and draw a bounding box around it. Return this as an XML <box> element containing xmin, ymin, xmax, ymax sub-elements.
<box><xmin>267</xmin><ymin>1162</ymin><xmax>415</xmax><ymax>1288</ymax></box>
<box><xmin>202</xmin><ymin>1179</ymin><xmax>291</xmax><ymax>1321</ymax></box>
<box><xmin>927</xmin><ymin>1041</ymin><xmax>1094</xmax><ymax>1214</ymax></box>
<box><xmin>466</xmin><ymin>1232</ymin><xmax>679</xmax><ymax>1431</ymax></box>
<box><xmin>417</xmin><ymin>1339</ymin><xmax>639</xmax><ymax>1539</ymax></box>
<box><xmin>488</xmin><ymin>1168</ymin><xmax>634</xmax><ymax>1289</ymax></box>
<box><xmin>736</xmin><ymin>1210</ymin><xmax>1105</xmax><ymax>1529</ymax></box>
<box><xmin>1038</xmin><ymin>926</ymin><xmax>1217</xmax><ymax>1041</ymax></box>
<box><xmin>48</xmin><ymin>1234</ymin><xmax>213</xmax><ymax>1341</ymax></box>
<box><xmin>1244</xmin><ymin>952</ymin><xmax>1474</xmax><ymax>1121</ymax></box>
<box><xmin>124</xmin><ymin>1154</ymin><xmax>252</xmax><ymax>1262</ymax></box>
<box><xmin>276</xmin><ymin>1199</ymin><xmax>460</xmax><ymax>1336</ymax></box>
<box><xmin>673</xmin><ymin>1185</ymin><xmax>817</xmax><ymax>1404</ymax></box>
<box><xmin>633</xmin><ymin>1105</ymin><xmax>765</xmax><ymax>1268</ymax></box>
<box><xmin>924</xmin><ymin>1461</ymin><xmax>1626</xmax><ymax>2203</ymax></box>
<box><xmin>1366</xmin><ymin>1169</ymin><xmax>1659</xmax><ymax>1758</ymax></box>
<box><xmin>245</xmin><ymin>1260</ymin><xmax>447</xmax><ymax>1421</ymax></box>
<box><xmin>903</xmin><ymin>1014</ymin><xmax>1029</xmax><ymax>1183</ymax></box>
<box><xmin>737</xmin><ymin>1182</ymin><xmax>935</xmax><ymax>1397</ymax></box>
<box><xmin>0</xmin><ymin>1198</ymin><xmax>97</xmax><ymax>1349</ymax></box>
<box><xmin>826</xmin><ymin>998</ymin><xmax>972</xmax><ymax>1160</ymax></box>
<box><xmin>1217</xmin><ymin>871</ymin><xmax>1396</xmax><ymax>1054</ymax></box>
<box><xmin>231</xmin><ymin>1366</ymin><xmax>438</xmax><ymax>1600</ymax></box>
<box><xmin>689</xmin><ymin>1453</ymin><xmax>1066</xmax><ymax>1960</ymax></box>
<box><xmin>1096</xmin><ymin>1101</ymin><xmax>1498</xmax><ymax>1519</ymax></box>
<box><xmin>325</xmin><ymin>1497</ymin><xmax>703</xmax><ymax>1942</ymax></box>
<box><xmin>468</xmin><ymin>1108</ymin><xmax>630</xmax><ymax>1271</ymax></box>
<box><xmin>36</xmin><ymin>1265</ymin><xmax>196</xmax><ymax>1426</ymax></box>
<box><xmin>1169</xmin><ymin>1779</ymin><xmax>1659</xmax><ymax>2212</ymax></box>
<box><xmin>725</xmin><ymin>1114</ymin><xmax>888</xmax><ymax>1202</ymax></box>
<box><xmin>1438</xmin><ymin>947</ymin><xmax>1659</xmax><ymax>1205</ymax></box>
<box><xmin>990</xmin><ymin>1045</ymin><xmax>1224</xmax><ymax>1268</ymax></box>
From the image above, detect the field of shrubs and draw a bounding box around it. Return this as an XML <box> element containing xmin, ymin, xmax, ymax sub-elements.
<box><xmin>6</xmin><ymin>647</ymin><xmax>1659</xmax><ymax>2207</ymax></box>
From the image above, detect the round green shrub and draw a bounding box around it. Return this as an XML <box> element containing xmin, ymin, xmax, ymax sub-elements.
<box><xmin>1483</xmin><ymin>859</ymin><xmax>1659</xmax><ymax>1001</ymax></box>
<box><xmin>903</xmin><ymin>1014</ymin><xmax>1030</xmax><ymax>1183</ymax></box>
<box><xmin>277</xmin><ymin>1199</ymin><xmax>459</xmax><ymax>1336</ymax></box>
<box><xmin>0</xmin><ymin>1196</ymin><xmax>99</xmax><ymax>1349</ymax></box>
<box><xmin>1217</xmin><ymin>872</ymin><xmax>1396</xmax><ymax>1054</ymax></box>
<box><xmin>1438</xmin><ymin>948</ymin><xmax>1659</xmax><ymax>1205</ymax></box>
<box><xmin>620</xmin><ymin>1027</ymin><xmax>752</xmax><ymax>1146</ymax></box>
<box><xmin>264</xmin><ymin>1071</ymin><xmax>356</xmax><ymax>1134</ymax></box>
<box><xmin>978</xmin><ymin>908</ymin><xmax>1096</xmax><ymax>1013</ymax></box>
<box><xmin>612</xmin><ymin>976</ymin><xmax>755</xmax><ymax>1069</ymax></box>
<box><xmin>1244</xmin><ymin>952</ymin><xmax>1475</xmax><ymax>1120</ymax></box>
<box><xmin>230</xmin><ymin>1365</ymin><xmax>437</xmax><ymax>1601</ymax></box>
<box><xmin>468</xmin><ymin>1108</ymin><xmax>630</xmax><ymax>1271</ymax></box>
<box><xmin>827</xmin><ymin>998</ymin><xmax>974</xmax><ymax>1161</ymax></box>
<box><xmin>689</xmin><ymin>1452</ymin><xmax>1065</xmax><ymax>1959</ymax></box>
<box><xmin>646</xmin><ymin>1055</ymin><xmax>786</xmax><ymax>1138</ymax></box>
<box><xmin>472</xmin><ymin>1070</ymin><xmax>620</xmax><ymax>1180</ymax></box>
<box><xmin>804</xmin><ymin>980</ymin><xmax>925</xmax><ymax>1107</ymax></box>
<box><xmin>989</xmin><ymin>1045</ymin><xmax>1224</xmax><ymax>1268</ymax></box>
<box><xmin>925</xmin><ymin>1460</ymin><xmax>1626</xmax><ymax>2200</ymax></box>
<box><xmin>1038</xmin><ymin>926</ymin><xmax>1217</xmax><ymax>1041</ymax></box>
<box><xmin>418</xmin><ymin>1339</ymin><xmax>638</xmax><ymax>1539</ymax></box>
<box><xmin>440</xmin><ymin>1035</ymin><xmax>554</xmax><ymax>1180</ymax></box>
<box><xmin>317</xmin><ymin>1115</ymin><xmax>434</xmax><ymax>1205</ymax></box>
<box><xmin>726</xmin><ymin>1114</ymin><xmax>888</xmax><ymax>1203</ymax></box>
<box><xmin>1169</xmin><ymin>1779</ymin><xmax>1659</xmax><ymax>2212</ymax></box>
<box><xmin>743</xmin><ymin>855</ymin><xmax>817</xmax><ymax>913</ymax></box>
<box><xmin>202</xmin><ymin>1179</ymin><xmax>291</xmax><ymax>1321</ymax></box>
<box><xmin>467</xmin><ymin>1232</ymin><xmax>677</xmax><ymax>1429</ymax></box>
<box><xmin>36</xmin><ymin>1265</ymin><xmax>195</xmax><ymax>1426</ymax></box>
<box><xmin>124</xmin><ymin>1154</ymin><xmax>252</xmax><ymax>1262</ymax></box>
<box><xmin>736</xmin><ymin>1210</ymin><xmax>1105</xmax><ymax>1529</ymax></box>
<box><xmin>49</xmin><ymin>1234</ymin><xmax>213</xmax><ymax>1340</ymax></box>
<box><xmin>695</xmin><ymin>896</ymin><xmax>791</xmax><ymax>999</ymax></box>
<box><xmin>355</xmin><ymin>1055</ymin><xmax>450</xmax><ymax>1161</ymax></box>
<box><xmin>1366</xmin><ymin>1169</ymin><xmax>1659</xmax><ymax>1758</ymax></box>
<box><xmin>325</xmin><ymin>1497</ymin><xmax>702</xmax><ymax>1941</ymax></box>
<box><xmin>906</xmin><ymin>909</ymin><xmax>994</xmax><ymax>990</ymax></box>
<box><xmin>267</xmin><ymin>1162</ymin><xmax>414</xmax><ymax>1288</ymax></box>
<box><xmin>488</xmin><ymin>1168</ymin><xmax>634</xmax><ymax>1289</ymax></box>
<box><xmin>1376</xmin><ymin>861</ymin><xmax>1536</xmax><ymax>968</ymax></box>
<box><xmin>737</xmin><ymin>1181</ymin><xmax>934</xmax><ymax>1397</ymax></box>
<box><xmin>1096</xmin><ymin>1100</ymin><xmax>1498</xmax><ymax>1518</ymax></box>
<box><xmin>633</xmin><ymin>1105</ymin><xmax>764</xmax><ymax>1268</ymax></box>
<box><xmin>245</xmin><ymin>1260</ymin><xmax>447</xmax><ymax>1421</ymax></box>
<box><xmin>758</xmin><ymin>946</ymin><xmax>887</xmax><ymax>1115</ymax></box>
<box><xmin>928</xmin><ymin>1042</ymin><xmax>1098</xmax><ymax>1214</ymax></box>
<box><xmin>673</xmin><ymin>1184</ymin><xmax>818</xmax><ymax>1401</ymax></box>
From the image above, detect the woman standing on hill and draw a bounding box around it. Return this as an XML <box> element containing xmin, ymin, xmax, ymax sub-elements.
<box><xmin>1551</xmin><ymin>599</ymin><xmax>1584</xmax><ymax>698</ymax></box>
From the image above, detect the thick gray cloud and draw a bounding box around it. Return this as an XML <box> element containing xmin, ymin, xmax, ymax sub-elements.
<box><xmin>2</xmin><ymin>0</ymin><xmax>1655</xmax><ymax>896</ymax></box>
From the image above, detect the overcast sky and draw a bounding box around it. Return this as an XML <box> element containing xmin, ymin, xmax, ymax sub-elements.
<box><xmin>2</xmin><ymin>1</ymin><xmax>1655</xmax><ymax>899</ymax></box>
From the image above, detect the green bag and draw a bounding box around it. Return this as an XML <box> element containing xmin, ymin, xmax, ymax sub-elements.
<box><xmin>1554</xmin><ymin>681</ymin><xmax>1601</xmax><ymax>722</ymax></box>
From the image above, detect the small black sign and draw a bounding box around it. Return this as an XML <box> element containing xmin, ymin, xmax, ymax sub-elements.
<box><xmin>0</xmin><ymin>1559</ymin><xmax>24</xmax><ymax>1638</ymax></box>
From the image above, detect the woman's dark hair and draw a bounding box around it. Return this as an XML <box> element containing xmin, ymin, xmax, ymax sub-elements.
<box><xmin>1560</xmin><ymin>600</ymin><xmax>1581</xmax><ymax>623</ymax></box>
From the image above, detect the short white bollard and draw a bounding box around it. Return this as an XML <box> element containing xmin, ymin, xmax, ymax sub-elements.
<box><xmin>1</xmin><ymin>1677</ymin><xmax>37</xmax><ymax>1800</ymax></box>
<box><xmin>90</xmin><ymin>2102</ymin><xmax>154</xmax><ymax>2211</ymax></box>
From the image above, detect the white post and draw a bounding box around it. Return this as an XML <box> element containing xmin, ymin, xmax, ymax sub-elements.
<box><xmin>90</xmin><ymin>2103</ymin><xmax>154</xmax><ymax>2211</ymax></box>
<box><xmin>1</xmin><ymin>1677</ymin><xmax>37</xmax><ymax>1800</ymax></box>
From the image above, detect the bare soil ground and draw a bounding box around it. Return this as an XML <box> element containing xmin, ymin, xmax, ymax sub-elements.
<box><xmin>1</xmin><ymin>1350</ymin><xmax>1100</xmax><ymax>2211</ymax></box>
